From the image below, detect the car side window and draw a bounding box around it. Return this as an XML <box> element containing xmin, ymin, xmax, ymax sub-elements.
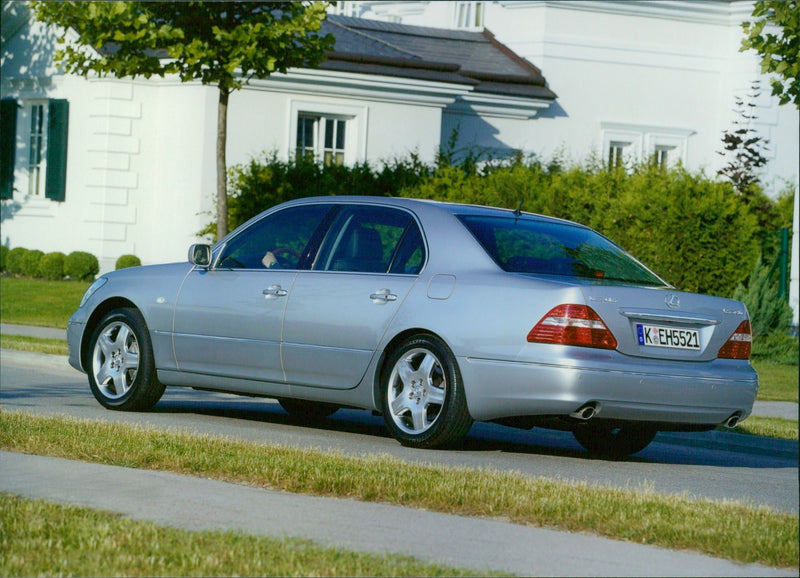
<box><xmin>217</xmin><ymin>204</ymin><xmax>332</xmax><ymax>270</ymax></box>
<box><xmin>315</xmin><ymin>206</ymin><xmax>424</xmax><ymax>274</ymax></box>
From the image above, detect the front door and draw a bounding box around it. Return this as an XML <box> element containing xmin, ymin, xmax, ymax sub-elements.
<box><xmin>172</xmin><ymin>203</ymin><xmax>333</xmax><ymax>385</ymax></box>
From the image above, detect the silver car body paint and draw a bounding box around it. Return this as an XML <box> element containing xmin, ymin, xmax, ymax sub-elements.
<box><xmin>67</xmin><ymin>196</ymin><xmax>758</xmax><ymax>429</ymax></box>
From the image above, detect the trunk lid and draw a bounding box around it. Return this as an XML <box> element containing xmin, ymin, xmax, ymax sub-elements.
<box><xmin>580</xmin><ymin>284</ymin><xmax>749</xmax><ymax>361</ymax></box>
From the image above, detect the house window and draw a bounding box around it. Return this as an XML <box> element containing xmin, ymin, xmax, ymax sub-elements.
<box><xmin>653</xmin><ymin>145</ymin><xmax>675</xmax><ymax>168</ymax></box>
<box><xmin>0</xmin><ymin>98</ymin><xmax>69</xmax><ymax>201</ymax></box>
<box><xmin>27</xmin><ymin>103</ymin><xmax>47</xmax><ymax>196</ymax></box>
<box><xmin>607</xmin><ymin>141</ymin><xmax>631</xmax><ymax>169</ymax></box>
<box><xmin>296</xmin><ymin>115</ymin><xmax>347</xmax><ymax>166</ymax></box>
<box><xmin>455</xmin><ymin>1</ymin><xmax>484</xmax><ymax>28</ymax></box>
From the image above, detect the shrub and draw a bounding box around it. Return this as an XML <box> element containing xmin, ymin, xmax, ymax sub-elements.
<box><xmin>115</xmin><ymin>254</ymin><xmax>141</xmax><ymax>270</ymax></box>
<box><xmin>732</xmin><ymin>257</ymin><xmax>793</xmax><ymax>338</ymax></box>
<box><xmin>751</xmin><ymin>332</ymin><xmax>799</xmax><ymax>365</ymax></box>
<box><xmin>5</xmin><ymin>247</ymin><xmax>29</xmax><ymax>276</ymax></box>
<box><xmin>38</xmin><ymin>252</ymin><xmax>66</xmax><ymax>281</ymax></box>
<box><xmin>406</xmin><ymin>160</ymin><xmax>760</xmax><ymax>297</ymax></box>
<box><xmin>20</xmin><ymin>249</ymin><xmax>44</xmax><ymax>277</ymax></box>
<box><xmin>0</xmin><ymin>245</ymin><xmax>8</xmax><ymax>272</ymax></box>
<box><xmin>64</xmin><ymin>251</ymin><xmax>99</xmax><ymax>281</ymax></box>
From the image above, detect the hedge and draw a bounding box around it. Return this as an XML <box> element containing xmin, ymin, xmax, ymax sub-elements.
<box><xmin>115</xmin><ymin>254</ymin><xmax>141</xmax><ymax>270</ymax></box>
<box><xmin>64</xmin><ymin>251</ymin><xmax>99</xmax><ymax>281</ymax></box>
<box><xmin>5</xmin><ymin>247</ymin><xmax>30</xmax><ymax>276</ymax></box>
<box><xmin>38</xmin><ymin>252</ymin><xmax>66</xmax><ymax>281</ymax></box>
<box><xmin>226</xmin><ymin>154</ymin><xmax>776</xmax><ymax>297</ymax></box>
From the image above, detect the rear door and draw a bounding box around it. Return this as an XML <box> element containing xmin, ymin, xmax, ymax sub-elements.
<box><xmin>282</xmin><ymin>204</ymin><xmax>426</xmax><ymax>389</ymax></box>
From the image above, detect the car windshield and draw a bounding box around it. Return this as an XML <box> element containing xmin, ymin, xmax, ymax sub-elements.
<box><xmin>458</xmin><ymin>215</ymin><xmax>666</xmax><ymax>287</ymax></box>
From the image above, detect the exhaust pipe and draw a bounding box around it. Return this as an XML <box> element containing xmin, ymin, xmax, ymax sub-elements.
<box><xmin>723</xmin><ymin>413</ymin><xmax>743</xmax><ymax>429</ymax></box>
<box><xmin>570</xmin><ymin>403</ymin><xmax>597</xmax><ymax>421</ymax></box>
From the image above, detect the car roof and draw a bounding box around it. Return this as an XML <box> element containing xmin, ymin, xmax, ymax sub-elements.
<box><xmin>284</xmin><ymin>195</ymin><xmax>587</xmax><ymax>228</ymax></box>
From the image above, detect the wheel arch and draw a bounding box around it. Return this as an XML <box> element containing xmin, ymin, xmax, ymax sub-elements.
<box><xmin>372</xmin><ymin>327</ymin><xmax>459</xmax><ymax>411</ymax></box>
<box><xmin>80</xmin><ymin>297</ymin><xmax>139</xmax><ymax>372</ymax></box>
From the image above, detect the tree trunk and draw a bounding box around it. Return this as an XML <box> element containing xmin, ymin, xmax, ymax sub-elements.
<box><xmin>216</xmin><ymin>87</ymin><xmax>229</xmax><ymax>241</ymax></box>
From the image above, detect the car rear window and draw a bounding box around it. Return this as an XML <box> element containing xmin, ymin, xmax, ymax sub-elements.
<box><xmin>458</xmin><ymin>215</ymin><xmax>665</xmax><ymax>286</ymax></box>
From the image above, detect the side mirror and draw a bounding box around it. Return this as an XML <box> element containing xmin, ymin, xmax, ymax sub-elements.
<box><xmin>188</xmin><ymin>244</ymin><xmax>212</xmax><ymax>267</ymax></box>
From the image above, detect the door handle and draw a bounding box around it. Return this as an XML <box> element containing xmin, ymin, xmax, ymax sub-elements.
<box><xmin>263</xmin><ymin>285</ymin><xmax>288</xmax><ymax>298</ymax></box>
<box><xmin>370</xmin><ymin>289</ymin><xmax>397</xmax><ymax>304</ymax></box>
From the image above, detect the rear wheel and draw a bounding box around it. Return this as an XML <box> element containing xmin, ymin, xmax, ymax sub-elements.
<box><xmin>572</xmin><ymin>423</ymin><xmax>657</xmax><ymax>458</ymax></box>
<box><xmin>381</xmin><ymin>334</ymin><xmax>473</xmax><ymax>449</ymax></box>
<box><xmin>278</xmin><ymin>398</ymin><xmax>339</xmax><ymax>420</ymax></box>
<box><xmin>88</xmin><ymin>308</ymin><xmax>165</xmax><ymax>411</ymax></box>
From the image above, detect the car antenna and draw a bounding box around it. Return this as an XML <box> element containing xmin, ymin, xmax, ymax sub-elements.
<box><xmin>513</xmin><ymin>200</ymin><xmax>523</xmax><ymax>221</ymax></box>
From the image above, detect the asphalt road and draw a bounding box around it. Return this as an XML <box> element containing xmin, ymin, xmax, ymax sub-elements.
<box><xmin>2</xmin><ymin>349</ymin><xmax>797</xmax><ymax>513</ymax></box>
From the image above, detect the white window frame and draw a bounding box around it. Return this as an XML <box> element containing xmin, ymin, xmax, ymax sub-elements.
<box><xmin>22</xmin><ymin>100</ymin><xmax>49</xmax><ymax>198</ymax></box>
<box><xmin>601</xmin><ymin>123</ymin><xmax>694</xmax><ymax>169</ymax></box>
<box><xmin>296</xmin><ymin>114</ymin><xmax>348</xmax><ymax>166</ymax></box>
<box><xmin>288</xmin><ymin>101</ymin><xmax>368</xmax><ymax>166</ymax></box>
<box><xmin>455</xmin><ymin>1</ymin><xmax>485</xmax><ymax>28</ymax></box>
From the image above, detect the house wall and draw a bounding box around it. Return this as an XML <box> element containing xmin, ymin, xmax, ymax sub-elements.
<box><xmin>1</xmin><ymin>12</ymin><xmax>452</xmax><ymax>272</ymax></box>
<box><xmin>359</xmin><ymin>0</ymin><xmax>799</xmax><ymax>197</ymax></box>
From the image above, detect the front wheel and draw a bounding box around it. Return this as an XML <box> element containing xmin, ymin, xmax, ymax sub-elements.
<box><xmin>572</xmin><ymin>423</ymin><xmax>657</xmax><ymax>458</ymax></box>
<box><xmin>87</xmin><ymin>308</ymin><xmax>165</xmax><ymax>411</ymax></box>
<box><xmin>381</xmin><ymin>334</ymin><xmax>473</xmax><ymax>449</ymax></box>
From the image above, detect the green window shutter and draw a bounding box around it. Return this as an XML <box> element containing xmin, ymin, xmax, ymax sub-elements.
<box><xmin>45</xmin><ymin>99</ymin><xmax>69</xmax><ymax>202</ymax></box>
<box><xmin>0</xmin><ymin>99</ymin><xmax>17</xmax><ymax>200</ymax></box>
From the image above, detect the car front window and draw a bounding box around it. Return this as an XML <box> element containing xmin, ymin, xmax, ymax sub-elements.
<box><xmin>217</xmin><ymin>204</ymin><xmax>332</xmax><ymax>270</ymax></box>
<box><xmin>458</xmin><ymin>215</ymin><xmax>666</xmax><ymax>287</ymax></box>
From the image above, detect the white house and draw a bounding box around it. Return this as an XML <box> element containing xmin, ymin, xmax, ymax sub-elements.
<box><xmin>1</xmin><ymin>0</ymin><xmax>798</xmax><ymax>324</ymax></box>
<box><xmin>1</xmin><ymin>2</ymin><xmax>557</xmax><ymax>271</ymax></box>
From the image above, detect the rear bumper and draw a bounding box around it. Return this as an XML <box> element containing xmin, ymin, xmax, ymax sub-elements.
<box><xmin>459</xmin><ymin>353</ymin><xmax>758</xmax><ymax>425</ymax></box>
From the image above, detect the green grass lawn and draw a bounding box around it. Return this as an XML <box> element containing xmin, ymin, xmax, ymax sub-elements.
<box><xmin>1</xmin><ymin>411</ymin><xmax>796</xmax><ymax>569</ymax></box>
<box><xmin>1</xmin><ymin>493</ymin><xmax>490</xmax><ymax>577</ymax></box>
<box><xmin>0</xmin><ymin>277</ymin><xmax>89</xmax><ymax>328</ymax></box>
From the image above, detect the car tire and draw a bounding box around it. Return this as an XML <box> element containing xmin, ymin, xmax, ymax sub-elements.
<box><xmin>572</xmin><ymin>423</ymin><xmax>657</xmax><ymax>458</ymax></box>
<box><xmin>278</xmin><ymin>398</ymin><xmax>339</xmax><ymax>420</ymax></box>
<box><xmin>87</xmin><ymin>308</ymin><xmax>165</xmax><ymax>411</ymax></box>
<box><xmin>381</xmin><ymin>334</ymin><xmax>473</xmax><ymax>449</ymax></box>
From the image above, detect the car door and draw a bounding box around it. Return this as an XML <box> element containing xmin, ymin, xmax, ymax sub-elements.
<box><xmin>172</xmin><ymin>203</ymin><xmax>333</xmax><ymax>384</ymax></box>
<box><xmin>282</xmin><ymin>204</ymin><xmax>426</xmax><ymax>389</ymax></box>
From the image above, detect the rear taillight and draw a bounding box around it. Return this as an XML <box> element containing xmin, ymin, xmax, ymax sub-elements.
<box><xmin>528</xmin><ymin>304</ymin><xmax>618</xmax><ymax>349</ymax></box>
<box><xmin>717</xmin><ymin>320</ymin><xmax>752</xmax><ymax>360</ymax></box>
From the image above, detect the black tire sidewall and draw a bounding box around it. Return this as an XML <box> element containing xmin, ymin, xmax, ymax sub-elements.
<box><xmin>381</xmin><ymin>334</ymin><xmax>472</xmax><ymax>448</ymax></box>
<box><xmin>87</xmin><ymin>308</ymin><xmax>160</xmax><ymax>411</ymax></box>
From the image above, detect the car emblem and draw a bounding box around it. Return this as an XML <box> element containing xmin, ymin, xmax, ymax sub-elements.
<box><xmin>665</xmin><ymin>294</ymin><xmax>680</xmax><ymax>309</ymax></box>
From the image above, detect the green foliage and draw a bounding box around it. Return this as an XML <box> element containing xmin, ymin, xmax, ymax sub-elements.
<box><xmin>225</xmin><ymin>153</ymin><xmax>777</xmax><ymax>297</ymax></box>
<box><xmin>5</xmin><ymin>247</ymin><xmax>29</xmax><ymax>276</ymax></box>
<box><xmin>20</xmin><ymin>249</ymin><xmax>44</xmax><ymax>278</ymax></box>
<box><xmin>733</xmin><ymin>257</ymin><xmax>794</xmax><ymax>337</ymax></box>
<box><xmin>32</xmin><ymin>1</ymin><xmax>335</xmax><ymax>240</ymax></box>
<box><xmin>64</xmin><ymin>251</ymin><xmax>99</xmax><ymax>282</ymax></box>
<box><xmin>226</xmin><ymin>154</ymin><xmax>429</xmax><ymax>233</ymax></box>
<box><xmin>0</xmin><ymin>245</ymin><xmax>8</xmax><ymax>272</ymax></box>
<box><xmin>741</xmin><ymin>0</ymin><xmax>800</xmax><ymax>107</ymax></box>
<box><xmin>115</xmin><ymin>254</ymin><xmax>141</xmax><ymax>270</ymax></box>
<box><xmin>31</xmin><ymin>2</ymin><xmax>334</xmax><ymax>90</ymax></box>
<box><xmin>752</xmin><ymin>332</ymin><xmax>800</xmax><ymax>365</ymax></box>
<box><xmin>407</xmin><ymin>160</ymin><xmax>760</xmax><ymax>296</ymax></box>
<box><xmin>38</xmin><ymin>252</ymin><xmax>66</xmax><ymax>281</ymax></box>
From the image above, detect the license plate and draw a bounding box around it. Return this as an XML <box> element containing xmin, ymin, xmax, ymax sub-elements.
<box><xmin>636</xmin><ymin>324</ymin><xmax>700</xmax><ymax>350</ymax></box>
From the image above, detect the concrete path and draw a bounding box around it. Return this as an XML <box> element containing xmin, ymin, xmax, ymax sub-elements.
<box><xmin>1</xmin><ymin>451</ymin><xmax>794</xmax><ymax>577</ymax></box>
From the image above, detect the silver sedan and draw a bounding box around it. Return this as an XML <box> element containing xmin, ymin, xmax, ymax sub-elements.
<box><xmin>67</xmin><ymin>196</ymin><xmax>758</xmax><ymax>457</ymax></box>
